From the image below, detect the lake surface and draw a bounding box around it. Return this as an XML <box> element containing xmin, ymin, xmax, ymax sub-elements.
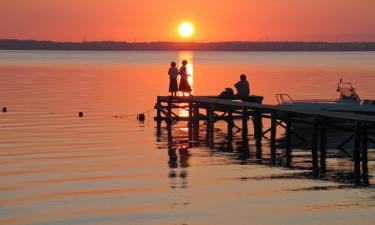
<box><xmin>0</xmin><ymin>51</ymin><xmax>374</xmax><ymax>225</ymax></box>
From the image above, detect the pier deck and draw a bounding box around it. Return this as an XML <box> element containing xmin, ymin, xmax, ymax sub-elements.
<box><xmin>155</xmin><ymin>95</ymin><xmax>375</xmax><ymax>185</ymax></box>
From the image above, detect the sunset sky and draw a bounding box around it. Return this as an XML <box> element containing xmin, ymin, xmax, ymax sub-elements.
<box><xmin>1</xmin><ymin>0</ymin><xmax>375</xmax><ymax>42</ymax></box>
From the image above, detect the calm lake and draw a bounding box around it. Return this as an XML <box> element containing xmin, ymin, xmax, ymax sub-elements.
<box><xmin>0</xmin><ymin>51</ymin><xmax>374</xmax><ymax>225</ymax></box>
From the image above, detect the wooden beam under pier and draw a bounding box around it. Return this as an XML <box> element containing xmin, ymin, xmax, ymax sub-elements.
<box><xmin>270</xmin><ymin>112</ymin><xmax>277</xmax><ymax>164</ymax></box>
<box><xmin>242</xmin><ymin>108</ymin><xmax>249</xmax><ymax>148</ymax></box>
<box><xmin>353</xmin><ymin>122</ymin><xmax>362</xmax><ymax>185</ymax></box>
<box><xmin>362</xmin><ymin>127</ymin><xmax>369</xmax><ymax>185</ymax></box>
<box><xmin>311</xmin><ymin>120</ymin><xmax>320</xmax><ymax>177</ymax></box>
<box><xmin>254</xmin><ymin>110</ymin><xmax>263</xmax><ymax>159</ymax></box>
<box><xmin>285</xmin><ymin>116</ymin><xmax>292</xmax><ymax>167</ymax></box>
<box><xmin>319</xmin><ymin>119</ymin><xmax>327</xmax><ymax>174</ymax></box>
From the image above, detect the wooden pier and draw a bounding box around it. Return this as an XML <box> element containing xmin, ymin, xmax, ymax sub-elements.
<box><xmin>155</xmin><ymin>96</ymin><xmax>375</xmax><ymax>185</ymax></box>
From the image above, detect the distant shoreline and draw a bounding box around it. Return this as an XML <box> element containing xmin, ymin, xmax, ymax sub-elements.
<box><xmin>1</xmin><ymin>39</ymin><xmax>375</xmax><ymax>51</ymax></box>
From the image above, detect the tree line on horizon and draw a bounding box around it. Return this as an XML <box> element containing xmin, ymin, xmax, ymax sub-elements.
<box><xmin>0</xmin><ymin>39</ymin><xmax>375</xmax><ymax>51</ymax></box>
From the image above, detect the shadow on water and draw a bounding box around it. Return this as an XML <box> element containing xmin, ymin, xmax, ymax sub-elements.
<box><xmin>156</xmin><ymin>121</ymin><xmax>374</xmax><ymax>189</ymax></box>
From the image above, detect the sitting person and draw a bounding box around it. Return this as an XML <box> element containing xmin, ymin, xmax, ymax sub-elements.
<box><xmin>234</xmin><ymin>74</ymin><xmax>250</xmax><ymax>98</ymax></box>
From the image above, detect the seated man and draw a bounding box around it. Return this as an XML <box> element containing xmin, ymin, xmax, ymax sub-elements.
<box><xmin>234</xmin><ymin>74</ymin><xmax>250</xmax><ymax>98</ymax></box>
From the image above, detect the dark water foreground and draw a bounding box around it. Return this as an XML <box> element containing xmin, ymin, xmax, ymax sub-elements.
<box><xmin>0</xmin><ymin>109</ymin><xmax>374</xmax><ymax>225</ymax></box>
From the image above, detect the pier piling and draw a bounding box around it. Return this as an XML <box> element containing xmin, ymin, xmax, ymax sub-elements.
<box><xmin>312</xmin><ymin>120</ymin><xmax>320</xmax><ymax>177</ymax></box>
<box><xmin>193</xmin><ymin>103</ymin><xmax>200</xmax><ymax>141</ymax></box>
<box><xmin>188</xmin><ymin>101</ymin><xmax>193</xmax><ymax>141</ymax></box>
<box><xmin>353</xmin><ymin>122</ymin><xmax>362</xmax><ymax>185</ymax></box>
<box><xmin>319</xmin><ymin>120</ymin><xmax>327</xmax><ymax>174</ymax></box>
<box><xmin>242</xmin><ymin>108</ymin><xmax>248</xmax><ymax>142</ymax></box>
<box><xmin>167</xmin><ymin>101</ymin><xmax>172</xmax><ymax>142</ymax></box>
<box><xmin>362</xmin><ymin>126</ymin><xmax>369</xmax><ymax>185</ymax></box>
<box><xmin>206</xmin><ymin>105</ymin><xmax>214</xmax><ymax>147</ymax></box>
<box><xmin>254</xmin><ymin>110</ymin><xmax>262</xmax><ymax>159</ymax></box>
<box><xmin>285</xmin><ymin>116</ymin><xmax>292</xmax><ymax>167</ymax></box>
<box><xmin>227</xmin><ymin>110</ymin><xmax>234</xmax><ymax>144</ymax></box>
<box><xmin>270</xmin><ymin>112</ymin><xmax>277</xmax><ymax>164</ymax></box>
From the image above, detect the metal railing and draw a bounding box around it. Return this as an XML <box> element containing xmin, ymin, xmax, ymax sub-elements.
<box><xmin>276</xmin><ymin>94</ymin><xmax>359</xmax><ymax>105</ymax></box>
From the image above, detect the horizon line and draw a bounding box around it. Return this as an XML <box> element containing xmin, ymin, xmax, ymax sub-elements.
<box><xmin>1</xmin><ymin>39</ymin><xmax>375</xmax><ymax>44</ymax></box>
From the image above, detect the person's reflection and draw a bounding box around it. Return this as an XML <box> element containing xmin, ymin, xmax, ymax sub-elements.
<box><xmin>168</xmin><ymin>145</ymin><xmax>190</xmax><ymax>189</ymax></box>
<box><xmin>168</xmin><ymin>146</ymin><xmax>178</xmax><ymax>169</ymax></box>
<box><xmin>179</xmin><ymin>146</ymin><xmax>190</xmax><ymax>168</ymax></box>
<box><xmin>168</xmin><ymin>146</ymin><xmax>178</xmax><ymax>189</ymax></box>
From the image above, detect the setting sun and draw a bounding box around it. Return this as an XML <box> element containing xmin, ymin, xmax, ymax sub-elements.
<box><xmin>178</xmin><ymin>22</ymin><xmax>194</xmax><ymax>38</ymax></box>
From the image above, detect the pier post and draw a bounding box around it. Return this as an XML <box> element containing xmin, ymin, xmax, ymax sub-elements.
<box><xmin>270</xmin><ymin>112</ymin><xmax>277</xmax><ymax>164</ymax></box>
<box><xmin>254</xmin><ymin>110</ymin><xmax>262</xmax><ymax>159</ymax></box>
<box><xmin>188</xmin><ymin>101</ymin><xmax>193</xmax><ymax>142</ymax></box>
<box><xmin>319</xmin><ymin>119</ymin><xmax>327</xmax><ymax>174</ymax></box>
<box><xmin>167</xmin><ymin>101</ymin><xmax>172</xmax><ymax>142</ymax></box>
<box><xmin>361</xmin><ymin>126</ymin><xmax>369</xmax><ymax>185</ymax></box>
<box><xmin>156</xmin><ymin>97</ymin><xmax>162</xmax><ymax>133</ymax></box>
<box><xmin>227</xmin><ymin>110</ymin><xmax>234</xmax><ymax>144</ymax></box>
<box><xmin>353</xmin><ymin>122</ymin><xmax>362</xmax><ymax>185</ymax></box>
<box><xmin>311</xmin><ymin>119</ymin><xmax>320</xmax><ymax>177</ymax></box>
<box><xmin>285</xmin><ymin>116</ymin><xmax>292</xmax><ymax>167</ymax></box>
<box><xmin>193</xmin><ymin>103</ymin><xmax>200</xmax><ymax>142</ymax></box>
<box><xmin>206</xmin><ymin>105</ymin><xmax>214</xmax><ymax>147</ymax></box>
<box><xmin>242</xmin><ymin>108</ymin><xmax>249</xmax><ymax>148</ymax></box>
<box><xmin>206</xmin><ymin>105</ymin><xmax>212</xmax><ymax>133</ymax></box>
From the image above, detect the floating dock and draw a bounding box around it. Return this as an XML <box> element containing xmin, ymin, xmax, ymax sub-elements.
<box><xmin>155</xmin><ymin>96</ymin><xmax>375</xmax><ymax>185</ymax></box>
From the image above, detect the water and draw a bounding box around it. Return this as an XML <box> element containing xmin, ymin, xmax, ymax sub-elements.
<box><xmin>0</xmin><ymin>51</ymin><xmax>374</xmax><ymax>225</ymax></box>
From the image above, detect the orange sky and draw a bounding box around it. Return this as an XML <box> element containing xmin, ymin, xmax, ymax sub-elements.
<box><xmin>1</xmin><ymin>0</ymin><xmax>375</xmax><ymax>42</ymax></box>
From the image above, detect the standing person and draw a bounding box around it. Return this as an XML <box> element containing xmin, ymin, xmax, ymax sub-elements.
<box><xmin>234</xmin><ymin>74</ymin><xmax>250</xmax><ymax>98</ymax></box>
<box><xmin>178</xmin><ymin>60</ymin><xmax>192</xmax><ymax>96</ymax></box>
<box><xmin>168</xmin><ymin>61</ymin><xmax>179</xmax><ymax>96</ymax></box>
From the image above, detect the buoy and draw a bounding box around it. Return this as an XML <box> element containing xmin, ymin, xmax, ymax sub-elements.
<box><xmin>138</xmin><ymin>113</ymin><xmax>145</xmax><ymax>121</ymax></box>
<box><xmin>79</xmin><ymin>112</ymin><xmax>84</xmax><ymax>117</ymax></box>
<box><xmin>2</xmin><ymin>107</ymin><xmax>7</xmax><ymax>112</ymax></box>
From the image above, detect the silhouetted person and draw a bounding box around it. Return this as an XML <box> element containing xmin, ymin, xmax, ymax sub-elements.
<box><xmin>178</xmin><ymin>60</ymin><xmax>192</xmax><ymax>96</ymax></box>
<box><xmin>234</xmin><ymin>74</ymin><xmax>250</xmax><ymax>98</ymax></box>
<box><xmin>168</xmin><ymin>61</ymin><xmax>179</xmax><ymax>96</ymax></box>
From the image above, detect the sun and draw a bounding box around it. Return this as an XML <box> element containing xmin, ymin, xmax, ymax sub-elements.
<box><xmin>178</xmin><ymin>22</ymin><xmax>194</xmax><ymax>38</ymax></box>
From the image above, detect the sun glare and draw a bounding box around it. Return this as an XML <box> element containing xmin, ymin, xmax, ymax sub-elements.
<box><xmin>178</xmin><ymin>22</ymin><xmax>194</xmax><ymax>38</ymax></box>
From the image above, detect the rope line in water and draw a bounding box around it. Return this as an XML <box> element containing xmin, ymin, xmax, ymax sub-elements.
<box><xmin>112</xmin><ymin>106</ymin><xmax>154</xmax><ymax>120</ymax></box>
<box><xmin>1</xmin><ymin>105</ymin><xmax>155</xmax><ymax>120</ymax></box>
